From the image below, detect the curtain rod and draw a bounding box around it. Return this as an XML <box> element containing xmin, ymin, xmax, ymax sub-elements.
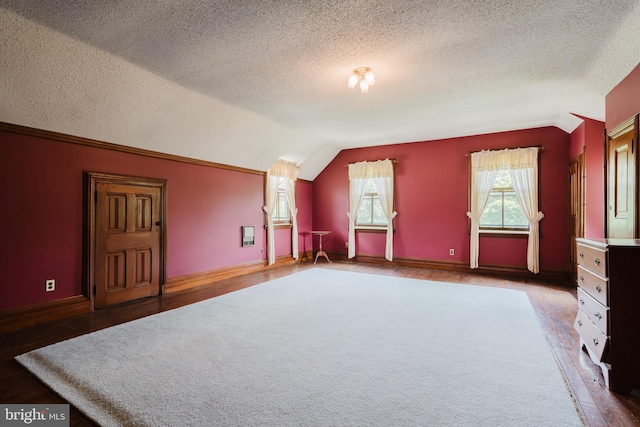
<box><xmin>465</xmin><ymin>146</ymin><xmax>545</xmax><ymax>156</ymax></box>
<box><xmin>345</xmin><ymin>158</ymin><xmax>397</xmax><ymax>166</ymax></box>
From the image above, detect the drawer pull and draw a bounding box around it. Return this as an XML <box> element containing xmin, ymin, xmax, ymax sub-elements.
<box><xmin>595</xmin><ymin>312</ymin><xmax>602</xmax><ymax>319</ymax></box>
<box><xmin>593</xmin><ymin>338</ymin><xmax>599</xmax><ymax>346</ymax></box>
<box><xmin>579</xmin><ymin>275</ymin><xmax>584</xmax><ymax>282</ymax></box>
<box><xmin>595</xmin><ymin>285</ymin><xmax>602</xmax><ymax>293</ymax></box>
<box><xmin>579</xmin><ymin>252</ymin><xmax>584</xmax><ymax>258</ymax></box>
<box><xmin>594</xmin><ymin>258</ymin><xmax>601</xmax><ymax>266</ymax></box>
<box><xmin>577</xmin><ymin>319</ymin><xmax>583</xmax><ymax>326</ymax></box>
<box><xmin>579</xmin><ymin>298</ymin><xmax>585</xmax><ymax>305</ymax></box>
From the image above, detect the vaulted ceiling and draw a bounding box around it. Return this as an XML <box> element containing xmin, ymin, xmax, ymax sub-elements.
<box><xmin>1</xmin><ymin>1</ymin><xmax>639</xmax><ymax>179</ymax></box>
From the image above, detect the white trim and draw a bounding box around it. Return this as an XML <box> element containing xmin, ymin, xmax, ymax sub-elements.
<box><xmin>479</xmin><ymin>229</ymin><xmax>529</xmax><ymax>235</ymax></box>
<box><xmin>608</xmin><ymin>116</ymin><xmax>635</xmax><ymax>139</ymax></box>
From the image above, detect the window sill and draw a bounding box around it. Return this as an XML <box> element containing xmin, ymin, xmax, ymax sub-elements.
<box><xmin>355</xmin><ymin>226</ymin><xmax>392</xmax><ymax>234</ymax></box>
<box><xmin>479</xmin><ymin>229</ymin><xmax>529</xmax><ymax>237</ymax></box>
<box><xmin>273</xmin><ymin>223</ymin><xmax>292</xmax><ymax>229</ymax></box>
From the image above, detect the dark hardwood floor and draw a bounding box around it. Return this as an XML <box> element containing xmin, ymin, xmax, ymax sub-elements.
<box><xmin>1</xmin><ymin>262</ymin><xmax>639</xmax><ymax>426</ymax></box>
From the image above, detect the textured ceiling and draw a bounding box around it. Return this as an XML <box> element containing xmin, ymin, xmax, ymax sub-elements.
<box><xmin>1</xmin><ymin>1</ymin><xmax>640</xmax><ymax>179</ymax></box>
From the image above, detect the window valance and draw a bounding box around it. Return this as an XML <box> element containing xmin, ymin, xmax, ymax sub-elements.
<box><xmin>471</xmin><ymin>147</ymin><xmax>540</xmax><ymax>171</ymax></box>
<box><xmin>348</xmin><ymin>158</ymin><xmax>394</xmax><ymax>179</ymax></box>
<box><xmin>268</xmin><ymin>159</ymin><xmax>299</xmax><ymax>180</ymax></box>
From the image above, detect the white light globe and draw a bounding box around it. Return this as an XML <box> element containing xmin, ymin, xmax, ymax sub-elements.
<box><xmin>347</xmin><ymin>74</ymin><xmax>358</xmax><ymax>89</ymax></box>
<box><xmin>364</xmin><ymin>71</ymin><xmax>375</xmax><ymax>85</ymax></box>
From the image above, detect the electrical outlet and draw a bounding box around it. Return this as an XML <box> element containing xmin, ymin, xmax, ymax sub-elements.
<box><xmin>260</xmin><ymin>248</ymin><xmax>264</xmax><ymax>254</ymax></box>
<box><xmin>45</xmin><ymin>279</ymin><xmax>55</xmax><ymax>292</ymax></box>
<box><xmin>345</xmin><ymin>242</ymin><xmax>349</xmax><ymax>248</ymax></box>
<box><xmin>449</xmin><ymin>249</ymin><xmax>455</xmax><ymax>256</ymax></box>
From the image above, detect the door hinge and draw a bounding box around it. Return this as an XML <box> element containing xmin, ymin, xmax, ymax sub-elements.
<box><xmin>95</xmin><ymin>191</ymin><xmax>98</xmax><ymax>203</ymax></box>
<box><xmin>93</xmin><ymin>286</ymin><xmax>96</xmax><ymax>296</ymax></box>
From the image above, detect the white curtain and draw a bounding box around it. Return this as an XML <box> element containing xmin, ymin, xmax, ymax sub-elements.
<box><xmin>467</xmin><ymin>158</ymin><xmax>499</xmax><ymax>269</ymax></box>
<box><xmin>347</xmin><ymin>159</ymin><xmax>396</xmax><ymax>261</ymax></box>
<box><xmin>508</xmin><ymin>147</ymin><xmax>544</xmax><ymax>273</ymax></box>
<box><xmin>372</xmin><ymin>167</ymin><xmax>397</xmax><ymax>261</ymax></box>
<box><xmin>467</xmin><ymin>147</ymin><xmax>542</xmax><ymax>273</ymax></box>
<box><xmin>283</xmin><ymin>174</ymin><xmax>299</xmax><ymax>260</ymax></box>
<box><xmin>263</xmin><ymin>171</ymin><xmax>280</xmax><ymax>266</ymax></box>
<box><xmin>347</xmin><ymin>166</ymin><xmax>367</xmax><ymax>259</ymax></box>
<box><xmin>263</xmin><ymin>159</ymin><xmax>299</xmax><ymax>266</ymax></box>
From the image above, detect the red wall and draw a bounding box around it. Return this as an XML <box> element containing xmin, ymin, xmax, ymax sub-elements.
<box><xmin>0</xmin><ymin>131</ymin><xmax>312</xmax><ymax>311</ymax></box>
<box><xmin>569</xmin><ymin>116</ymin><xmax>606</xmax><ymax>238</ymax></box>
<box><xmin>13</xmin><ymin>72</ymin><xmax>640</xmax><ymax>311</ymax></box>
<box><xmin>606</xmin><ymin>62</ymin><xmax>640</xmax><ymax>131</ymax></box>
<box><xmin>295</xmin><ymin>181</ymin><xmax>314</xmax><ymax>256</ymax></box>
<box><xmin>583</xmin><ymin>118</ymin><xmax>606</xmax><ymax>238</ymax></box>
<box><xmin>312</xmin><ymin>127</ymin><xmax>571</xmax><ymax>272</ymax></box>
<box><xmin>569</xmin><ymin>119</ymin><xmax>585</xmax><ymax>160</ymax></box>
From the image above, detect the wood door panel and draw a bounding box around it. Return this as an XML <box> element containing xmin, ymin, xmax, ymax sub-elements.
<box><xmin>107</xmin><ymin>194</ymin><xmax>127</xmax><ymax>232</ymax></box>
<box><xmin>608</xmin><ymin>127</ymin><xmax>635</xmax><ymax>238</ymax></box>
<box><xmin>106</xmin><ymin>251</ymin><xmax>126</xmax><ymax>289</ymax></box>
<box><xmin>105</xmin><ymin>233</ymin><xmax>155</xmax><ymax>250</ymax></box>
<box><xmin>95</xmin><ymin>182</ymin><xmax>161</xmax><ymax>309</ymax></box>
<box><xmin>614</xmin><ymin>147</ymin><xmax>629</xmax><ymax>217</ymax></box>
<box><xmin>135</xmin><ymin>248</ymin><xmax>152</xmax><ymax>285</ymax></box>
<box><xmin>135</xmin><ymin>196</ymin><xmax>153</xmax><ymax>231</ymax></box>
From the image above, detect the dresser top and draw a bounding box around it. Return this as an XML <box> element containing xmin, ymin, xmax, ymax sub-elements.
<box><xmin>577</xmin><ymin>238</ymin><xmax>640</xmax><ymax>248</ymax></box>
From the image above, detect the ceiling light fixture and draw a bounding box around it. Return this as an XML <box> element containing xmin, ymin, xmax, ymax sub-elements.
<box><xmin>347</xmin><ymin>67</ymin><xmax>375</xmax><ymax>93</ymax></box>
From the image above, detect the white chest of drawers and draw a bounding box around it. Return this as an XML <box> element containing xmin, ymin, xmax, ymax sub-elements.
<box><xmin>574</xmin><ymin>238</ymin><xmax>640</xmax><ymax>393</ymax></box>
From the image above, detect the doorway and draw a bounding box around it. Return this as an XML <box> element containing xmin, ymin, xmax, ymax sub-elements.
<box><xmin>85</xmin><ymin>172</ymin><xmax>167</xmax><ymax>309</ymax></box>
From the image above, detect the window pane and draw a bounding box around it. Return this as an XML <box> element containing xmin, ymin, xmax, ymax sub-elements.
<box><xmin>357</xmin><ymin>196</ymin><xmax>372</xmax><ymax>224</ymax></box>
<box><xmin>493</xmin><ymin>170</ymin><xmax>512</xmax><ymax>188</ymax></box>
<box><xmin>278</xmin><ymin>197</ymin><xmax>288</xmax><ymax>220</ymax></box>
<box><xmin>476</xmin><ymin>167</ymin><xmax>532</xmax><ymax>232</ymax></box>
<box><xmin>371</xmin><ymin>197</ymin><xmax>388</xmax><ymax>225</ymax></box>
<box><xmin>479</xmin><ymin>193</ymin><xmax>503</xmax><ymax>227</ymax></box>
<box><xmin>503</xmin><ymin>192</ymin><xmax>528</xmax><ymax>227</ymax></box>
<box><xmin>364</xmin><ymin>179</ymin><xmax>377</xmax><ymax>193</ymax></box>
<box><xmin>353</xmin><ymin>177</ymin><xmax>390</xmax><ymax>228</ymax></box>
<box><xmin>273</xmin><ymin>192</ymin><xmax>289</xmax><ymax>221</ymax></box>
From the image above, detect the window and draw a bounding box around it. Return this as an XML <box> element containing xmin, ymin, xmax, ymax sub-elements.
<box><xmin>264</xmin><ymin>159</ymin><xmax>299</xmax><ymax>266</ymax></box>
<box><xmin>479</xmin><ymin>170</ymin><xmax>528</xmax><ymax>231</ymax></box>
<box><xmin>347</xmin><ymin>158</ymin><xmax>397</xmax><ymax>261</ymax></box>
<box><xmin>467</xmin><ymin>146</ymin><xmax>543</xmax><ymax>272</ymax></box>
<box><xmin>271</xmin><ymin>181</ymin><xmax>290</xmax><ymax>224</ymax></box>
<box><xmin>356</xmin><ymin>178</ymin><xmax>388</xmax><ymax>227</ymax></box>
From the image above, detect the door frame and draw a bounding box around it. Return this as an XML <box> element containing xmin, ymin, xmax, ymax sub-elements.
<box><xmin>604</xmin><ymin>114</ymin><xmax>639</xmax><ymax>238</ymax></box>
<box><xmin>84</xmin><ymin>171</ymin><xmax>167</xmax><ymax>310</ymax></box>
<box><xmin>568</xmin><ymin>151</ymin><xmax>585</xmax><ymax>282</ymax></box>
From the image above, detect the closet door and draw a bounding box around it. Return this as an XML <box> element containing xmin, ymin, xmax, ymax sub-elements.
<box><xmin>85</xmin><ymin>171</ymin><xmax>167</xmax><ymax>310</ymax></box>
<box><xmin>95</xmin><ymin>182</ymin><xmax>162</xmax><ymax>309</ymax></box>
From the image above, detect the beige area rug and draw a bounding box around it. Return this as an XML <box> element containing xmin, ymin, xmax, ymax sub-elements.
<box><xmin>17</xmin><ymin>268</ymin><xmax>582</xmax><ymax>426</ymax></box>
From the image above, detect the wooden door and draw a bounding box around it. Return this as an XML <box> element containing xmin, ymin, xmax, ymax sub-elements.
<box><xmin>608</xmin><ymin>128</ymin><xmax>636</xmax><ymax>238</ymax></box>
<box><xmin>568</xmin><ymin>153</ymin><xmax>584</xmax><ymax>282</ymax></box>
<box><xmin>88</xmin><ymin>174</ymin><xmax>165</xmax><ymax>309</ymax></box>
